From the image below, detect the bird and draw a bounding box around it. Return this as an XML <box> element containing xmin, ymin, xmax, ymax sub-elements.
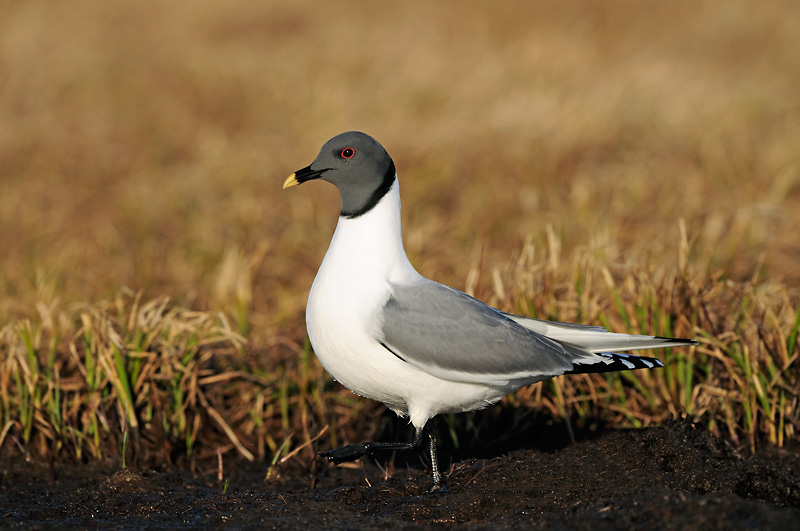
<box><xmin>283</xmin><ymin>131</ymin><xmax>697</xmax><ymax>491</ymax></box>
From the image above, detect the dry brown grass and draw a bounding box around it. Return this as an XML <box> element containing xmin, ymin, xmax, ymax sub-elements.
<box><xmin>1</xmin><ymin>1</ymin><xmax>799</xmax><ymax>465</ymax></box>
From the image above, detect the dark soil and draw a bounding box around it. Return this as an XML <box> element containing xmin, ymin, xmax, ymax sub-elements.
<box><xmin>2</xmin><ymin>420</ymin><xmax>799</xmax><ymax>529</ymax></box>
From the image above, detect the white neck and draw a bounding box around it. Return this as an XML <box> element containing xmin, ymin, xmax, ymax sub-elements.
<box><xmin>321</xmin><ymin>178</ymin><xmax>419</xmax><ymax>284</ymax></box>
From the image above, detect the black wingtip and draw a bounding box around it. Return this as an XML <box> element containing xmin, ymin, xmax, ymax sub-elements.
<box><xmin>566</xmin><ymin>352</ymin><xmax>665</xmax><ymax>375</ymax></box>
<box><xmin>566</xmin><ymin>338</ymin><xmax>697</xmax><ymax>375</ymax></box>
<box><xmin>654</xmin><ymin>336</ymin><xmax>699</xmax><ymax>346</ymax></box>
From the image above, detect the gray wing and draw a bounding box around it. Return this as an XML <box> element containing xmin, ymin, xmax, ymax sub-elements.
<box><xmin>500</xmin><ymin>312</ymin><xmax>697</xmax><ymax>352</ymax></box>
<box><xmin>380</xmin><ymin>279</ymin><xmax>574</xmax><ymax>385</ymax></box>
<box><xmin>499</xmin><ymin>313</ymin><xmax>607</xmax><ymax>334</ymax></box>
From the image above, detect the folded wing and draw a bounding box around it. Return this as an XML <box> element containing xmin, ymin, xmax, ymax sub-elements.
<box><xmin>380</xmin><ymin>279</ymin><xmax>575</xmax><ymax>385</ymax></box>
<box><xmin>379</xmin><ymin>279</ymin><xmax>693</xmax><ymax>386</ymax></box>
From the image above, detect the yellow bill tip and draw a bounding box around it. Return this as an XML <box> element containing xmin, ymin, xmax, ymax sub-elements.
<box><xmin>283</xmin><ymin>173</ymin><xmax>300</xmax><ymax>189</ymax></box>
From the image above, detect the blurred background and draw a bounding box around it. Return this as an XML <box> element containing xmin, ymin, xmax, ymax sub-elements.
<box><xmin>2</xmin><ymin>0</ymin><xmax>799</xmax><ymax>341</ymax></box>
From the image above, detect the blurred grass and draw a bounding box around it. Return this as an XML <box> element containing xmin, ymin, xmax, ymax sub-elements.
<box><xmin>1</xmin><ymin>0</ymin><xmax>799</xmax><ymax>467</ymax></box>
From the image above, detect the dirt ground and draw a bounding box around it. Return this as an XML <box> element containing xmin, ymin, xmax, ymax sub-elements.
<box><xmin>2</xmin><ymin>420</ymin><xmax>799</xmax><ymax>530</ymax></box>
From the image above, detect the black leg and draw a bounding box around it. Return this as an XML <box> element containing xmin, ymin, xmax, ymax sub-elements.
<box><xmin>425</xmin><ymin>425</ymin><xmax>446</xmax><ymax>492</ymax></box>
<box><xmin>319</xmin><ymin>425</ymin><xmax>426</xmax><ymax>464</ymax></box>
<box><xmin>319</xmin><ymin>423</ymin><xmax>446</xmax><ymax>491</ymax></box>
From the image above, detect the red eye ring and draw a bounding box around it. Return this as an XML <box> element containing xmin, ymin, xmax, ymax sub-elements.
<box><xmin>341</xmin><ymin>147</ymin><xmax>355</xmax><ymax>159</ymax></box>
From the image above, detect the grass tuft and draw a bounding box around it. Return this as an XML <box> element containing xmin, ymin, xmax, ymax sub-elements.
<box><xmin>1</xmin><ymin>247</ymin><xmax>798</xmax><ymax>467</ymax></box>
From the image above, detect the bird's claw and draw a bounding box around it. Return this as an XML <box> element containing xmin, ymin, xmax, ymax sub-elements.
<box><xmin>428</xmin><ymin>482</ymin><xmax>448</xmax><ymax>494</ymax></box>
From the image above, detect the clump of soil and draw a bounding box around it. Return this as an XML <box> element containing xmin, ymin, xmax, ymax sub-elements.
<box><xmin>2</xmin><ymin>420</ymin><xmax>799</xmax><ymax>529</ymax></box>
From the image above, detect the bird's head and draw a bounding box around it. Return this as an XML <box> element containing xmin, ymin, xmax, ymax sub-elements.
<box><xmin>284</xmin><ymin>131</ymin><xmax>396</xmax><ymax>218</ymax></box>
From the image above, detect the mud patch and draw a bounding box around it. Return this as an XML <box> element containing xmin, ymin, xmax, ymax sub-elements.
<box><xmin>2</xmin><ymin>421</ymin><xmax>799</xmax><ymax>529</ymax></box>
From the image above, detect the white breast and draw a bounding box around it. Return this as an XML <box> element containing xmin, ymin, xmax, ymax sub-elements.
<box><xmin>306</xmin><ymin>181</ymin><xmax>417</xmax><ymax>410</ymax></box>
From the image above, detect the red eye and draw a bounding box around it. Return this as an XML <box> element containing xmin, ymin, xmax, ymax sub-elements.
<box><xmin>341</xmin><ymin>147</ymin><xmax>355</xmax><ymax>159</ymax></box>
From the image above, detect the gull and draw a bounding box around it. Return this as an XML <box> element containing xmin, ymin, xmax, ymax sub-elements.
<box><xmin>283</xmin><ymin>131</ymin><xmax>697</xmax><ymax>490</ymax></box>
